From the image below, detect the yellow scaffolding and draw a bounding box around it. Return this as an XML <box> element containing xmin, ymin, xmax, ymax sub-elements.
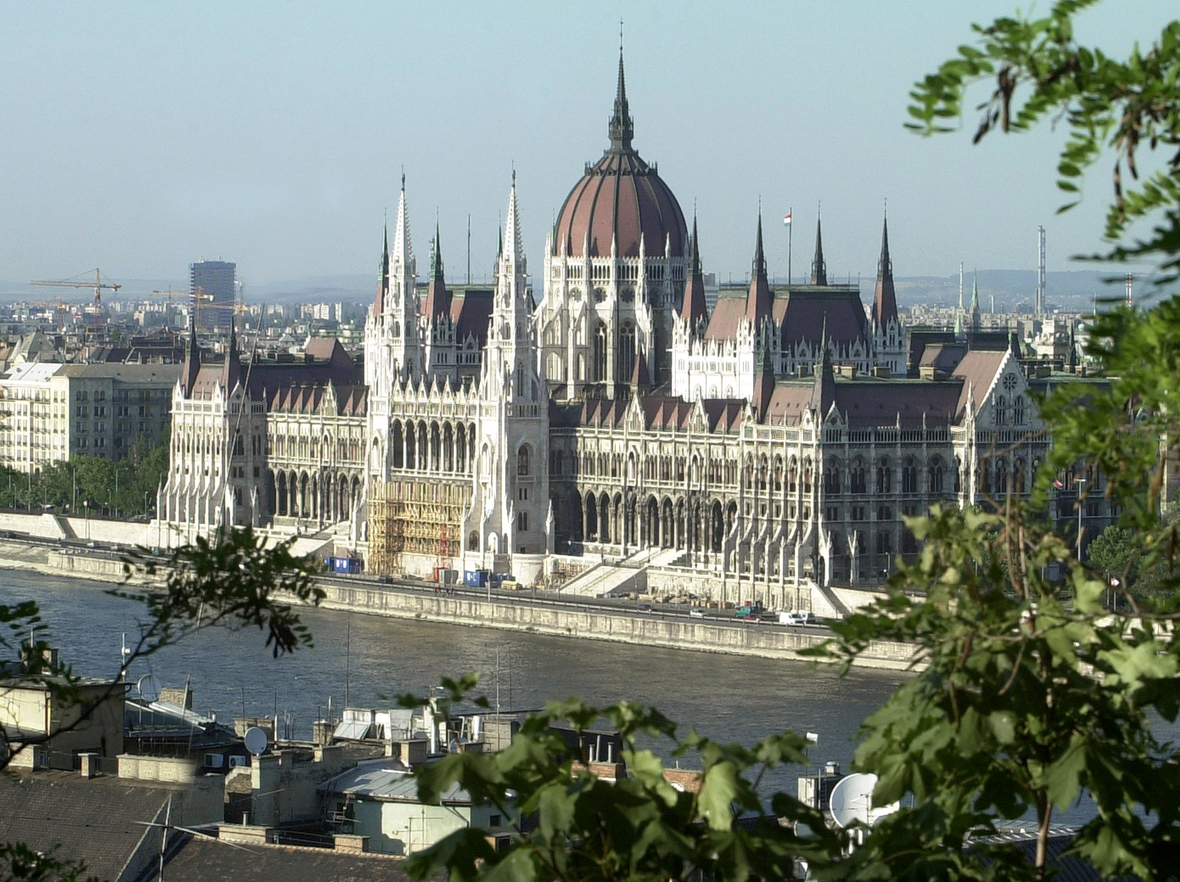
<box><xmin>368</xmin><ymin>478</ymin><xmax>471</xmax><ymax>576</ymax></box>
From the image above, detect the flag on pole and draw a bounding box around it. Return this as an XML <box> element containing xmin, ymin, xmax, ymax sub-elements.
<box><xmin>1053</xmin><ymin>477</ymin><xmax>1064</xmax><ymax>489</ymax></box>
<box><xmin>783</xmin><ymin>213</ymin><xmax>792</xmax><ymax>226</ymax></box>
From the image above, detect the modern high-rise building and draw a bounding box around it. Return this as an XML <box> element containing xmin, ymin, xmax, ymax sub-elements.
<box><xmin>190</xmin><ymin>260</ymin><xmax>236</xmax><ymax>334</ymax></box>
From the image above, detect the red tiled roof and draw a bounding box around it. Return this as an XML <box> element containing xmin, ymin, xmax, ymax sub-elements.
<box><xmin>553</xmin><ymin>150</ymin><xmax>687</xmax><ymax>260</ymax></box>
<box><xmin>778</xmin><ymin>288</ymin><xmax>867</xmax><ymax>348</ymax></box>
<box><xmin>951</xmin><ymin>349</ymin><xmax>1009</xmax><ymax>420</ymax></box>
<box><xmin>834</xmin><ymin>380</ymin><xmax>963</xmax><ymax>428</ymax></box>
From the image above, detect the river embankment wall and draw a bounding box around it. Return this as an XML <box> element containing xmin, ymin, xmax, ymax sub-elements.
<box><xmin>0</xmin><ymin>540</ymin><xmax>920</xmax><ymax>671</ymax></box>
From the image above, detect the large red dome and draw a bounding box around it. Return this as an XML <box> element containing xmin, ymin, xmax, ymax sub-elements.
<box><xmin>552</xmin><ymin>54</ymin><xmax>687</xmax><ymax>260</ymax></box>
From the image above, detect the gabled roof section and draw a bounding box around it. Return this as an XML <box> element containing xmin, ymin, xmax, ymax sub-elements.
<box><xmin>760</xmin><ymin>382</ymin><xmax>815</xmax><ymax>426</ymax></box>
<box><xmin>451</xmin><ymin>288</ymin><xmax>493</xmax><ymax>346</ymax></box>
<box><xmin>951</xmin><ymin>349</ymin><xmax>1010</xmax><ymax>420</ymax></box>
<box><xmin>777</xmin><ymin>288</ymin><xmax>867</xmax><ymax>348</ymax></box>
<box><xmin>704</xmin><ymin>291</ymin><xmax>747</xmax><ymax>341</ymax></box>
<box><xmin>835</xmin><ymin>379</ymin><xmax>963</xmax><ymax>428</ymax></box>
<box><xmin>700</xmin><ymin>399</ymin><xmax>745</xmax><ymax>432</ymax></box>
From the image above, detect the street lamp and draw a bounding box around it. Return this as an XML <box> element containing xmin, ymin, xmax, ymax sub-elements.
<box><xmin>1076</xmin><ymin>478</ymin><xmax>1087</xmax><ymax>561</ymax></box>
<box><xmin>83</xmin><ymin>500</ymin><xmax>89</xmax><ymax>540</ymax></box>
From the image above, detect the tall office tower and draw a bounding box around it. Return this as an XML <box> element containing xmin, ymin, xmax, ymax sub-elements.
<box><xmin>190</xmin><ymin>260</ymin><xmax>237</xmax><ymax>334</ymax></box>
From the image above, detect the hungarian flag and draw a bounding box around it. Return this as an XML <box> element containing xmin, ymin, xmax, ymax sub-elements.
<box><xmin>783</xmin><ymin>213</ymin><xmax>792</xmax><ymax>226</ymax></box>
<box><xmin>1053</xmin><ymin>478</ymin><xmax>1064</xmax><ymax>489</ymax></box>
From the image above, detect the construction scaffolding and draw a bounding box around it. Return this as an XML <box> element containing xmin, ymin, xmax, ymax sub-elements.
<box><xmin>368</xmin><ymin>478</ymin><xmax>470</xmax><ymax>576</ymax></box>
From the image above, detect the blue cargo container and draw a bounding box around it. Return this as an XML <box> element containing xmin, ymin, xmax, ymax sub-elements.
<box><xmin>326</xmin><ymin>556</ymin><xmax>364</xmax><ymax>575</ymax></box>
<box><xmin>464</xmin><ymin>569</ymin><xmax>488</xmax><ymax>587</ymax></box>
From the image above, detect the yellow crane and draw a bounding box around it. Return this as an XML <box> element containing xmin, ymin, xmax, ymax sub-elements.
<box><xmin>31</xmin><ymin>268</ymin><xmax>121</xmax><ymax>325</ymax></box>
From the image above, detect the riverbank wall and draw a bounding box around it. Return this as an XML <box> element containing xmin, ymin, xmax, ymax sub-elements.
<box><xmin>0</xmin><ymin>541</ymin><xmax>919</xmax><ymax>672</ymax></box>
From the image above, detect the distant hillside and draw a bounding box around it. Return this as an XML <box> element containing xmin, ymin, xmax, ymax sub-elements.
<box><xmin>894</xmin><ymin>269</ymin><xmax>1165</xmax><ymax>312</ymax></box>
<box><xmin>1</xmin><ymin>268</ymin><xmax>1169</xmax><ymax>310</ymax></box>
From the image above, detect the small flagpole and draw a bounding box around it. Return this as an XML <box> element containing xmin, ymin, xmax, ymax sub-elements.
<box><xmin>787</xmin><ymin>207</ymin><xmax>793</xmax><ymax>286</ymax></box>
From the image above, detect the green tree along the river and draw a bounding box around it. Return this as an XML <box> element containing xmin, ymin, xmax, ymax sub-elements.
<box><xmin>0</xmin><ymin>429</ymin><xmax>168</xmax><ymax>517</ymax></box>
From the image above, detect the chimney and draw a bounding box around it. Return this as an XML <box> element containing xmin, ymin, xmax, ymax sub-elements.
<box><xmin>333</xmin><ymin>834</ymin><xmax>370</xmax><ymax>854</ymax></box>
<box><xmin>79</xmin><ymin>752</ymin><xmax>99</xmax><ymax>779</ymax></box>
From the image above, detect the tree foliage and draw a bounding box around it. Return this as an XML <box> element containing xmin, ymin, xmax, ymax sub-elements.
<box><xmin>0</xmin><ymin>434</ymin><xmax>168</xmax><ymax>517</ymax></box>
<box><xmin>1</xmin><ymin>527</ymin><xmax>324</xmax><ymax>774</ymax></box>
<box><xmin>907</xmin><ymin>0</ymin><xmax>1180</xmax><ymax>285</ymax></box>
<box><xmin>402</xmin><ymin>5</ymin><xmax>1180</xmax><ymax>881</ymax></box>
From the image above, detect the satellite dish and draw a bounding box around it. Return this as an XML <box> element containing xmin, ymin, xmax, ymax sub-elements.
<box><xmin>136</xmin><ymin>674</ymin><xmax>160</xmax><ymax>703</ymax></box>
<box><xmin>243</xmin><ymin>726</ymin><xmax>269</xmax><ymax>756</ymax></box>
<box><xmin>828</xmin><ymin>773</ymin><xmax>881</xmax><ymax>827</ymax></box>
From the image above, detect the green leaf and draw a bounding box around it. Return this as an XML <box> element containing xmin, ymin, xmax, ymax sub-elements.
<box><xmin>696</xmin><ymin>761</ymin><xmax>740</xmax><ymax>831</ymax></box>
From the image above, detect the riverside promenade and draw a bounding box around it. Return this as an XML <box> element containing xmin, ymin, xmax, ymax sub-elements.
<box><xmin>0</xmin><ymin>515</ymin><xmax>918</xmax><ymax>672</ymax></box>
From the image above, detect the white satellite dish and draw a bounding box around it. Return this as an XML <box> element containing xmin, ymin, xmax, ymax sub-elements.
<box><xmin>243</xmin><ymin>726</ymin><xmax>269</xmax><ymax>756</ymax></box>
<box><xmin>828</xmin><ymin>773</ymin><xmax>898</xmax><ymax>828</ymax></box>
<box><xmin>136</xmin><ymin>674</ymin><xmax>161</xmax><ymax>703</ymax></box>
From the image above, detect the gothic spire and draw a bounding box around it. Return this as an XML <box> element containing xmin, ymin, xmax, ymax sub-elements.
<box><xmin>680</xmin><ymin>212</ymin><xmax>708</xmax><ymax>327</ymax></box>
<box><xmin>810</xmin><ymin>214</ymin><xmax>827</xmax><ymax>285</ymax></box>
<box><xmin>504</xmin><ymin>170</ymin><xmax>525</xmax><ymax>273</ymax></box>
<box><xmin>374</xmin><ymin>217</ymin><xmax>389</xmax><ymax>313</ymax></box>
<box><xmin>811</xmin><ymin>317</ymin><xmax>836</xmax><ymax>415</ymax></box>
<box><xmin>745</xmin><ymin>210</ymin><xmax>773</xmax><ymax>325</ymax></box>
<box><xmin>222</xmin><ymin>321</ymin><xmax>242</xmax><ymax>393</ymax></box>
<box><xmin>608</xmin><ymin>37</ymin><xmax>634</xmax><ymax>152</ymax></box>
<box><xmin>182</xmin><ymin>308</ymin><xmax>200</xmax><ymax>397</ymax></box>
<box><xmin>424</xmin><ymin>222</ymin><xmax>451</xmax><ymax>322</ymax></box>
<box><xmin>392</xmin><ymin>174</ymin><xmax>412</xmax><ymax>274</ymax></box>
<box><xmin>871</xmin><ymin>213</ymin><xmax>899</xmax><ymax>327</ymax></box>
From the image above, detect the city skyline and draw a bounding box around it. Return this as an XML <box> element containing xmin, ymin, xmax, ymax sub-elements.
<box><xmin>1</xmin><ymin>2</ymin><xmax>1171</xmax><ymax>293</ymax></box>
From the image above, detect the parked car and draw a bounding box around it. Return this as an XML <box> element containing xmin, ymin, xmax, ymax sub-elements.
<box><xmin>779</xmin><ymin>611</ymin><xmax>818</xmax><ymax>626</ymax></box>
<box><xmin>689</xmin><ymin>608</ymin><xmax>706</xmax><ymax>619</ymax></box>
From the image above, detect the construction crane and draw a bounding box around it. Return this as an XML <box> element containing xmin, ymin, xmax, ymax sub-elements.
<box><xmin>31</xmin><ymin>268</ymin><xmax>121</xmax><ymax>327</ymax></box>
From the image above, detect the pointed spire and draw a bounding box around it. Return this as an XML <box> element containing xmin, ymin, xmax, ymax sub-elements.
<box><xmin>608</xmin><ymin>31</ymin><xmax>634</xmax><ymax>152</ymax></box>
<box><xmin>970</xmin><ymin>273</ymin><xmax>982</xmax><ymax>332</ymax></box>
<box><xmin>182</xmin><ymin>308</ymin><xmax>200</xmax><ymax>397</ymax></box>
<box><xmin>746</xmin><ymin>211</ymin><xmax>774</xmax><ymax>325</ymax></box>
<box><xmin>680</xmin><ymin>211</ymin><xmax>708</xmax><ymax>327</ymax></box>
<box><xmin>810</xmin><ymin>214</ymin><xmax>827</xmax><ymax>285</ymax></box>
<box><xmin>752</xmin><ymin>321</ymin><xmax>777</xmax><ymax>420</ymax></box>
<box><xmin>871</xmin><ymin>213</ymin><xmax>899</xmax><ymax>327</ymax></box>
<box><xmin>504</xmin><ymin>171</ymin><xmax>525</xmax><ymax>272</ymax></box>
<box><xmin>392</xmin><ymin>175</ymin><xmax>412</xmax><ymax>272</ymax></box>
<box><xmin>424</xmin><ymin>222</ymin><xmax>452</xmax><ymax>322</ymax></box>
<box><xmin>374</xmin><ymin>217</ymin><xmax>389</xmax><ymax>313</ymax></box>
<box><xmin>811</xmin><ymin>317</ymin><xmax>836</xmax><ymax>415</ymax></box>
<box><xmin>222</xmin><ymin>322</ymin><xmax>242</xmax><ymax>392</ymax></box>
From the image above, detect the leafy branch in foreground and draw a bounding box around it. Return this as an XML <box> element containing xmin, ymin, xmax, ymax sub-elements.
<box><xmin>398</xmin><ymin>682</ymin><xmax>840</xmax><ymax>882</ymax></box>
<box><xmin>908</xmin><ymin>0</ymin><xmax>1180</xmax><ymax>284</ymax></box>
<box><xmin>115</xmin><ymin>524</ymin><xmax>326</xmax><ymax>659</ymax></box>
<box><xmin>811</xmin><ymin>499</ymin><xmax>1180</xmax><ymax>882</ymax></box>
<box><xmin>1</xmin><ymin>527</ymin><xmax>323</xmax><ymax>774</ymax></box>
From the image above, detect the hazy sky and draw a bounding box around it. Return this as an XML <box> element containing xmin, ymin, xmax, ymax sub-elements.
<box><xmin>1</xmin><ymin>1</ymin><xmax>1171</xmax><ymax>294</ymax></box>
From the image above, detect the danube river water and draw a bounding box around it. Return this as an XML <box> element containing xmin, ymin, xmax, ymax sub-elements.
<box><xmin>4</xmin><ymin>567</ymin><xmax>905</xmax><ymax>796</ymax></box>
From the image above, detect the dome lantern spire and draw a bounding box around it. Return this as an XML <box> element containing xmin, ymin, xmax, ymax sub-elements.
<box><xmin>609</xmin><ymin>25</ymin><xmax>634</xmax><ymax>152</ymax></box>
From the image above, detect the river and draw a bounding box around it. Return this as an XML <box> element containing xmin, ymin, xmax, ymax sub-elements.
<box><xmin>2</xmin><ymin>567</ymin><xmax>909</xmax><ymax>796</ymax></box>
